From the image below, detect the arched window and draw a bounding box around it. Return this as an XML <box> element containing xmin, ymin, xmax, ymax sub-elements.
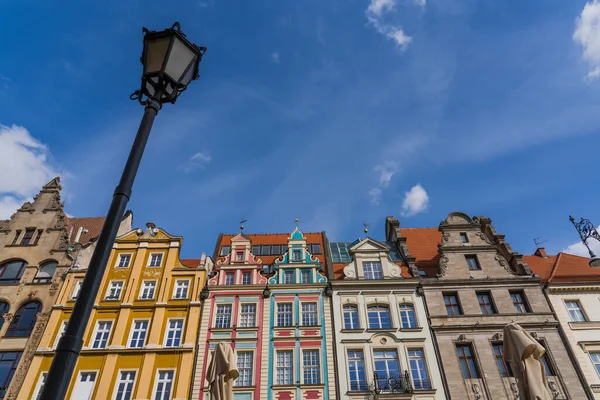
<box><xmin>6</xmin><ymin>301</ymin><xmax>42</xmax><ymax>337</ymax></box>
<box><xmin>0</xmin><ymin>260</ymin><xmax>27</xmax><ymax>285</ymax></box>
<box><xmin>34</xmin><ymin>261</ymin><xmax>58</xmax><ymax>283</ymax></box>
<box><xmin>343</xmin><ymin>305</ymin><xmax>360</xmax><ymax>329</ymax></box>
<box><xmin>0</xmin><ymin>303</ymin><xmax>8</xmax><ymax>330</ymax></box>
<box><xmin>367</xmin><ymin>305</ymin><xmax>392</xmax><ymax>329</ymax></box>
<box><xmin>399</xmin><ymin>304</ymin><xmax>417</xmax><ymax>328</ymax></box>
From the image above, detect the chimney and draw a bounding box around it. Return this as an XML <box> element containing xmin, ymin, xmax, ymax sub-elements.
<box><xmin>74</xmin><ymin>226</ymin><xmax>84</xmax><ymax>243</ymax></box>
<box><xmin>534</xmin><ymin>248</ymin><xmax>548</xmax><ymax>258</ymax></box>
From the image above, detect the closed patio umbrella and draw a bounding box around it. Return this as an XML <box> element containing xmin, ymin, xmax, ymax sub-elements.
<box><xmin>503</xmin><ymin>323</ymin><xmax>553</xmax><ymax>400</ymax></box>
<box><xmin>207</xmin><ymin>342</ymin><xmax>239</xmax><ymax>400</ymax></box>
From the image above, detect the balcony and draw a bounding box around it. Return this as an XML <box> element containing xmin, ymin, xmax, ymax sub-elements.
<box><xmin>348</xmin><ymin>371</ymin><xmax>420</xmax><ymax>398</ymax></box>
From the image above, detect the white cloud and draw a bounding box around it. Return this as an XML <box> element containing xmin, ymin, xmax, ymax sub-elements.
<box><xmin>415</xmin><ymin>0</ymin><xmax>426</xmax><ymax>7</ymax></box>
<box><xmin>374</xmin><ymin>161</ymin><xmax>398</xmax><ymax>187</ymax></box>
<box><xmin>563</xmin><ymin>225</ymin><xmax>600</xmax><ymax>257</ymax></box>
<box><xmin>365</xmin><ymin>0</ymin><xmax>413</xmax><ymax>50</ymax></box>
<box><xmin>573</xmin><ymin>0</ymin><xmax>600</xmax><ymax>79</ymax></box>
<box><xmin>271</xmin><ymin>52</ymin><xmax>280</xmax><ymax>63</ymax></box>
<box><xmin>0</xmin><ymin>125</ymin><xmax>60</xmax><ymax>219</ymax></box>
<box><xmin>180</xmin><ymin>150</ymin><xmax>211</xmax><ymax>173</ymax></box>
<box><xmin>401</xmin><ymin>183</ymin><xmax>429</xmax><ymax>216</ymax></box>
<box><xmin>368</xmin><ymin>188</ymin><xmax>382</xmax><ymax>205</ymax></box>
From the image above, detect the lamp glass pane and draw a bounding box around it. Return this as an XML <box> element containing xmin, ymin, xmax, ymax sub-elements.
<box><xmin>144</xmin><ymin>36</ymin><xmax>171</xmax><ymax>75</ymax></box>
<box><xmin>180</xmin><ymin>59</ymin><xmax>197</xmax><ymax>86</ymax></box>
<box><xmin>165</xmin><ymin>37</ymin><xmax>196</xmax><ymax>82</ymax></box>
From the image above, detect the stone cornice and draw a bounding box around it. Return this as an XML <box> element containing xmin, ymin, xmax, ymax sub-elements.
<box><xmin>420</xmin><ymin>277</ymin><xmax>540</xmax><ymax>287</ymax></box>
<box><xmin>547</xmin><ymin>285</ymin><xmax>600</xmax><ymax>293</ymax></box>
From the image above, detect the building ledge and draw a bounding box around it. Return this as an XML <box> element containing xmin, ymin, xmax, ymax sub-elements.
<box><xmin>591</xmin><ymin>384</ymin><xmax>600</xmax><ymax>393</ymax></box>
<box><xmin>568</xmin><ymin>321</ymin><xmax>600</xmax><ymax>330</ymax></box>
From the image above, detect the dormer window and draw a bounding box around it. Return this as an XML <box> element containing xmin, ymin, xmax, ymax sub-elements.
<box><xmin>460</xmin><ymin>233</ymin><xmax>469</xmax><ymax>243</ymax></box>
<box><xmin>363</xmin><ymin>262</ymin><xmax>383</xmax><ymax>280</ymax></box>
<box><xmin>236</xmin><ymin>251</ymin><xmax>244</xmax><ymax>262</ymax></box>
<box><xmin>292</xmin><ymin>250</ymin><xmax>302</xmax><ymax>262</ymax></box>
<box><xmin>220</xmin><ymin>246</ymin><xmax>230</xmax><ymax>256</ymax></box>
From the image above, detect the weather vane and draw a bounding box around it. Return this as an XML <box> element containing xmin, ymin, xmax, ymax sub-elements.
<box><xmin>295</xmin><ymin>218</ymin><xmax>299</xmax><ymax>229</ymax></box>
<box><xmin>240</xmin><ymin>218</ymin><xmax>247</xmax><ymax>231</ymax></box>
<box><xmin>363</xmin><ymin>222</ymin><xmax>370</xmax><ymax>238</ymax></box>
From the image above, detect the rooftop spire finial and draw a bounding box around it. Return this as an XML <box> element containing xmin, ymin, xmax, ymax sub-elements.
<box><xmin>363</xmin><ymin>222</ymin><xmax>370</xmax><ymax>238</ymax></box>
<box><xmin>240</xmin><ymin>218</ymin><xmax>247</xmax><ymax>232</ymax></box>
<box><xmin>295</xmin><ymin>218</ymin><xmax>299</xmax><ymax>229</ymax></box>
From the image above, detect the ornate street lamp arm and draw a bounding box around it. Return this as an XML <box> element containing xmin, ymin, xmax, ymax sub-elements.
<box><xmin>569</xmin><ymin>215</ymin><xmax>599</xmax><ymax>258</ymax></box>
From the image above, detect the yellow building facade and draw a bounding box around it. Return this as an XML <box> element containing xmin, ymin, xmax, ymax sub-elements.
<box><xmin>19</xmin><ymin>221</ymin><xmax>212</xmax><ymax>400</ymax></box>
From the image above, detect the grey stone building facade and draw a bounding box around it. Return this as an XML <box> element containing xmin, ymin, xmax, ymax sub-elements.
<box><xmin>385</xmin><ymin>213</ymin><xmax>588</xmax><ymax>400</ymax></box>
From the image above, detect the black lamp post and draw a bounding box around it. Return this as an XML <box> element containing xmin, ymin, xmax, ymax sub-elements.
<box><xmin>40</xmin><ymin>22</ymin><xmax>206</xmax><ymax>400</ymax></box>
<box><xmin>569</xmin><ymin>215</ymin><xmax>600</xmax><ymax>268</ymax></box>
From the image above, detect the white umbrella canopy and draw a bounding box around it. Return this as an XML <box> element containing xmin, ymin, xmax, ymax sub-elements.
<box><xmin>503</xmin><ymin>323</ymin><xmax>553</xmax><ymax>400</ymax></box>
<box><xmin>207</xmin><ymin>342</ymin><xmax>239</xmax><ymax>400</ymax></box>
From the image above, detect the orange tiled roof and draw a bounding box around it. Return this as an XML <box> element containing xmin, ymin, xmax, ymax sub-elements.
<box><xmin>522</xmin><ymin>254</ymin><xmax>557</xmax><ymax>281</ymax></box>
<box><xmin>217</xmin><ymin>232</ymin><xmax>326</xmax><ymax>268</ymax></box>
<box><xmin>66</xmin><ymin>217</ymin><xmax>106</xmax><ymax>244</ymax></box>
<box><xmin>525</xmin><ymin>252</ymin><xmax>600</xmax><ymax>284</ymax></box>
<box><xmin>333</xmin><ymin>263</ymin><xmax>346</xmax><ymax>280</ymax></box>
<box><xmin>401</xmin><ymin>228</ymin><xmax>441</xmax><ymax>277</ymax></box>
<box><xmin>181</xmin><ymin>259</ymin><xmax>201</xmax><ymax>268</ymax></box>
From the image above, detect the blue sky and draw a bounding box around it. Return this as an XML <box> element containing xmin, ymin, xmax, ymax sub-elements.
<box><xmin>1</xmin><ymin>0</ymin><xmax>600</xmax><ymax>259</ymax></box>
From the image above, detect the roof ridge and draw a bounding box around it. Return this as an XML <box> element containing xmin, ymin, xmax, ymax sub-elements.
<box><xmin>221</xmin><ymin>232</ymin><xmax>323</xmax><ymax>236</ymax></box>
<box><xmin>548</xmin><ymin>253</ymin><xmax>563</xmax><ymax>283</ymax></box>
<box><xmin>400</xmin><ymin>227</ymin><xmax>440</xmax><ymax>230</ymax></box>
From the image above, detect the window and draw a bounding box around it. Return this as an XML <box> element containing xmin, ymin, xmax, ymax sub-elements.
<box><xmin>236</xmin><ymin>251</ymin><xmax>244</xmax><ymax>262</ymax></box>
<box><xmin>590</xmin><ymin>353</ymin><xmax>600</xmax><ymax>377</ymax></box>
<box><xmin>129</xmin><ymin>320</ymin><xmax>149</xmax><ymax>348</ymax></box>
<box><xmin>236</xmin><ymin>352</ymin><xmax>253</xmax><ymax>387</ymax></box>
<box><xmin>460</xmin><ymin>233</ymin><xmax>469</xmax><ymax>243</ymax></box>
<box><xmin>456</xmin><ymin>344</ymin><xmax>480</xmax><ymax>379</ymax></box>
<box><xmin>6</xmin><ymin>301</ymin><xmax>41</xmax><ymax>337</ymax></box>
<box><xmin>34</xmin><ymin>229</ymin><xmax>43</xmax><ymax>245</ymax></box>
<box><xmin>477</xmin><ymin>292</ymin><xmax>496</xmax><ymax>315</ymax></box>
<box><xmin>276</xmin><ymin>351</ymin><xmax>293</xmax><ymax>385</ymax></box>
<box><xmin>139</xmin><ymin>281</ymin><xmax>156</xmax><ymax>300</ymax></box>
<box><xmin>0</xmin><ymin>352</ymin><xmax>22</xmax><ymax>398</ymax></box>
<box><xmin>408</xmin><ymin>349</ymin><xmax>431</xmax><ymax>390</ymax></box>
<box><xmin>308</xmin><ymin>243</ymin><xmax>322</xmax><ymax>254</ymax></box>
<box><xmin>32</xmin><ymin>372</ymin><xmax>47</xmax><ymax>400</ymax></box>
<box><xmin>113</xmin><ymin>371</ymin><xmax>136</xmax><ymax>400</ymax></box>
<box><xmin>302</xmin><ymin>303</ymin><xmax>318</xmax><ymax>326</ymax></box>
<box><xmin>373</xmin><ymin>350</ymin><xmax>400</xmax><ymax>390</ymax></box>
<box><xmin>492</xmin><ymin>343</ymin><xmax>513</xmax><ymax>377</ymax></box>
<box><xmin>367</xmin><ymin>305</ymin><xmax>392</xmax><ymax>329</ymax></box>
<box><xmin>363</xmin><ymin>262</ymin><xmax>383</xmax><ymax>280</ymax></box>
<box><xmin>565</xmin><ymin>300</ymin><xmax>587</xmax><ymax>322</ymax></box>
<box><xmin>283</xmin><ymin>270</ymin><xmax>294</xmax><ymax>284</ymax></box>
<box><xmin>152</xmin><ymin>370</ymin><xmax>174</xmax><ymax>400</ymax></box>
<box><xmin>343</xmin><ymin>305</ymin><xmax>359</xmax><ymax>330</ymax></box>
<box><xmin>116</xmin><ymin>254</ymin><xmax>131</xmax><ymax>268</ymax></box>
<box><xmin>292</xmin><ymin>250</ymin><xmax>302</xmax><ymax>261</ymax></box>
<box><xmin>53</xmin><ymin>321</ymin><xmax>68</xmax><ymax>348</ymax></box>
<box><xmin>0</xmin><ymin>260</ymin><xmax>27</xmax><ymax>284</ymax></box>
<box><xmin>105</xmin><ymin>281</ymin><xmax>124</xmax><ymax>300</ymax></box>
<box><xmin>272</xmin><ymin>245</ymin><xmax>282</xmax><ymax>255</ymax></box>
<box><xmin>71</xmin><ymin>371</ymin><xmax>97</xmax><ymax>399</ymax></box>
<box><xmin>20</xmin><ymin>228</ymin><xmax>35</xmax><ymax>245</ymax></box>
<box><xmin>330</xmin><ymin>242</ymin><xmax>352</xmax><ymax>263</ymax></box>
<box><xmin>71</xmin><ymin>281</ymin><xmax>82</xmax><ymax>300</ymax></box>
<box><xmin>11</xmin><ymin>230</ymin><xmax>21</xmax><ymax>246</ymax></box>
<box><xmin>215</xmin><ymin>305</ymin><xmax>232</xmax><ymax>328</ymax></box>
<box><xmin>537</xmin><ymin>342</ymin><xmax>555</xmax><ymax>376</ymax></box>
<box><xmin>91</xmin><ymin>321</ymin><xmax>112</xmax><ymax>348</ymax></box>
<box><xmin>444</xmin><ymin>293</ymin><xmax>462</xmax><ymax>316</ymax></box>
<box><xmin>241</xmin><ymin>272</ymin><xmax>251</xmax><ymax>285</ymax></box>
<box><xmin>224</xmin><ymin>272</ymin><xmax>235</xmax><ymax>286</ymax></box>
<box><xmin>34</xmin><ymin>261</ymin><xmax>57</xmax><ymax>283</ymax></box>
<box><xmin>399</xmin><ymin>304</ymin><xmax>417</xmax><ymax>328</ymax></box>
<box><xmin>465</xmin><ymin>255</ymin><xmax>480</xmax><ymax>271</ymax></box>
<box><xmin>510</xmin><ymin>291</ymin><xmax>530</xmax><ymax>313</ymax></box>
<box><xmin>0</xmin><ymin>302</ymin><xmax>9</xmax><ymax>330</ymax></box>
<box><xmin>303</xmin><ymin>350</ymin><xmax>320</xmax><ymax>384</ymax></box>
<box><xmin>239</xmin><ymin>304</ymin><xmax>256</xmax><ymax>328</ymax></box>
<box><xmin>348</xmin><ymin>350</ymin><xmax>367</xmax><ymax>391</ymax></box>
<box><xmin>251</xmin><ymin>245</ymin><xmax>261</xmax><ymax>255</ymax></box>
<box><xmin>220</xmin><ymin>246</ymin><xmax>230</xmax><ymax>256</ymax></box>
<box><xmin>418</xmin><ymin>270</ymin><xmax>428</xmax><ymax>277</ymax></box>
<box><xmin>173</xmin><ymin>280</ymin><xmax>189</xmax><ymax>299</ymax></box>
<box><xmin>147</xmin><ymin>253</ymin><xmax>163</xmax><ymax>267</ymax></box>
<box><xmin>164</xmin><ymin>319</ymin><xmax>183</xmax><ymax>347</ymax></box>
<box><xmin>300</xmin><ymin>269</ymin><xmax>311</xmax><ymax>283</ymax></box>
<box><xmin>277</xmin><ymin>303</ymin><xmax>293</xmax><ymax>327</ymax></box>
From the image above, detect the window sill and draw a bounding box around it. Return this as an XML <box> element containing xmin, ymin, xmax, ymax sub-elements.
<box><xmin>211</xmin><ymin>327</ymin><xmax>234</xmax><ymax>332</ymax></box>
<box><xmin>341</xmin><ymin>328</ymin><xmax>364</xmax><ymax>333</ymax></box>
<box><xmin>233</xmin><ymin>385</ymin><xmax>256</xmax><ymax>390</ymax></box>
<box><xmin>366</xmin><ymin>328</ymin><xmax>396</xmax><ymax>333</ymax></box>
<box><xmin>400</xmin><ymin>327</ymin><xmax>423</xmax><ymax>332</ymax></box>
<box><xmin>273</xmin><ymin>325</ymin><xmax>295</xmax><ymax>330</ymax></box>
<box><xmin>5</xmin><ymin>244</ymin><xmax>37</xmax><ymax>248</ymax></box>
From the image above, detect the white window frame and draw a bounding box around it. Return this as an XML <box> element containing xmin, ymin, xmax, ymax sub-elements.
<box><xmin>152</xmin><ymin>369</ymin><xmax>175</xmax><ymax>400</ymax></box>
<box><xmin>301</xmin><ymin>302</ymin><xmax>318</xmax><ymax>326</ymax></box>
<box><xmin>363</xmin><ymin>262</ymin><xmax>383</xmax><ymax>280</ymax></box>
<box><xmin>407</xmin><ymin>348</ymin><xmax>431</xmax><ymax>390</ymax></box>
<box><xmin>147</xmin><ymin>253</ymin><xmax>164</xmax><ymax>268</ymax></box>
<box><xmin>105</xmin><ymin>280</ymin><xmax>124</xmax><ymax>300</ymax></box>
<box><xmin>224</xmin><ymin>272</ymin><xmax>235</xmax><ymax>285</ymax></box>
<box><xmin>590</xmin><ymin>352</ymin><xmax>600</xmax><ymax>377</ymax></box>
<box><xmin>139</xmin><ymin>280</ymin><xmax>157</xmax><ymax>300</ymax></box>
<box><xmin>239</xmin><ymin>304</ymin><xmax>257</xmax><ymax>328</ymax></box>
<box><xmin>163</xmin><ymin>319</ymin><xmax>184</xmax><ymax>347</ymax></box>
<box><xmin>53</xmin><ymin>321</ymin><xmax>68</xmax><ymax>349</ymax></box>
<box><xmin>565</xmin><ymin>299</ymin><xmax>587</xmax><ymax>322</ymax></box>
<box><xmin>127</xmin><ymin>319</ymin><xmax>149</xmax><ymax>349</ymax></box>
<box><xmin>277</xmin><ymin>303</ymin><xmax>294</xmax><ymax>327</ymax></box>
<box><xmin>115</xmin><ymin>253</ymin><xmax>132</xmax><ymax>268</ymax></box>
<box><xmin>215</xmin><ymin>304</ymin><xmax>233</xmax><ymax>328</ymax></box>
<box><xmin>241</xmin><ymin>271</ymin><xmax>252</xmax><ymax>285</ymax></box>
<box><xmin>302</xmin><ymin>349</ymin><xmax>321</xmax><ymax>384</ymax></box>
<box><xmin>71</xmin><ymin>280</ymin><xmax>82</xmax><ymax>301</ymax></box>
<box><xmin>276</xmin><ymin>350</ymin><xmax>294</xmax><ymax>385</ymax></box>
<box><xmin>112</xmin><ymin>369</ymin><xmax>137</xmax><ymax>400</ymax></box>
<box><xmin>236</xmin><ymin>351</ymin><xmax>254</xmax><ymax>387</ymax></box>
<box><xmin>399</xmin><ymin>304</ymin><xmax>417</xmax><ymax>329</ymax></box>
<box><xmin>90</xmin><ymin>320</ymin><xmax>113</xmax><ymax>349</ymax></box>
<box><xmin>32</xmin><ymin>372</ymin><xmax>47</xmax><ymax>400</ymax></box>
<box><xmin>172</xmin><ymin>279</ymin><xmax>190</xmax><ymax>299</ymax></box>
<box><xmin>71</xmin><ymin>370</ymin><xmax>98</xmax><ymax>400</ymax></box>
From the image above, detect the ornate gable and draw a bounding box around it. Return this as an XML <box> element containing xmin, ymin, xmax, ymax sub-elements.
<box><xmin>268</xmin><ymin>228</ymin><xmax>326</xmax><ymax>284</ymax></box>
<box><xmin>342</xmin><ymin>238</ymin><xmax>403</xmax><ymax>279</ymax></box>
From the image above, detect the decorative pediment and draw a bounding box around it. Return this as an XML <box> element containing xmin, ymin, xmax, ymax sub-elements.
<box><xmin>231</xmin><ymin>232</ymin><xmax>251</xmax><ymax>242</ymax></box>
<box><xmin>440</xmin><ymin>212</ymin><xmax>474</xmax><ymax>227</ymax></box>
<box><xmin>118</xmin><ymin>226</ymin><xmax>180</xmax><ymax>242</ymax></box>
<box><xmin>349</xmin><ymin>238</ymin><xmax>390</xmax><ymax>253</ymax></box>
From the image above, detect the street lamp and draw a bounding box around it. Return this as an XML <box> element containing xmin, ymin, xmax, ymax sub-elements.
<box><xmin>40</xmin><ymin>22</ymin><xmax>206</xmax><ymax>400</ymax></box>
<box><xmin>569</xmin><ymin>215</ymin><xmax>600</xmax><ymax>268</ymax></box>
